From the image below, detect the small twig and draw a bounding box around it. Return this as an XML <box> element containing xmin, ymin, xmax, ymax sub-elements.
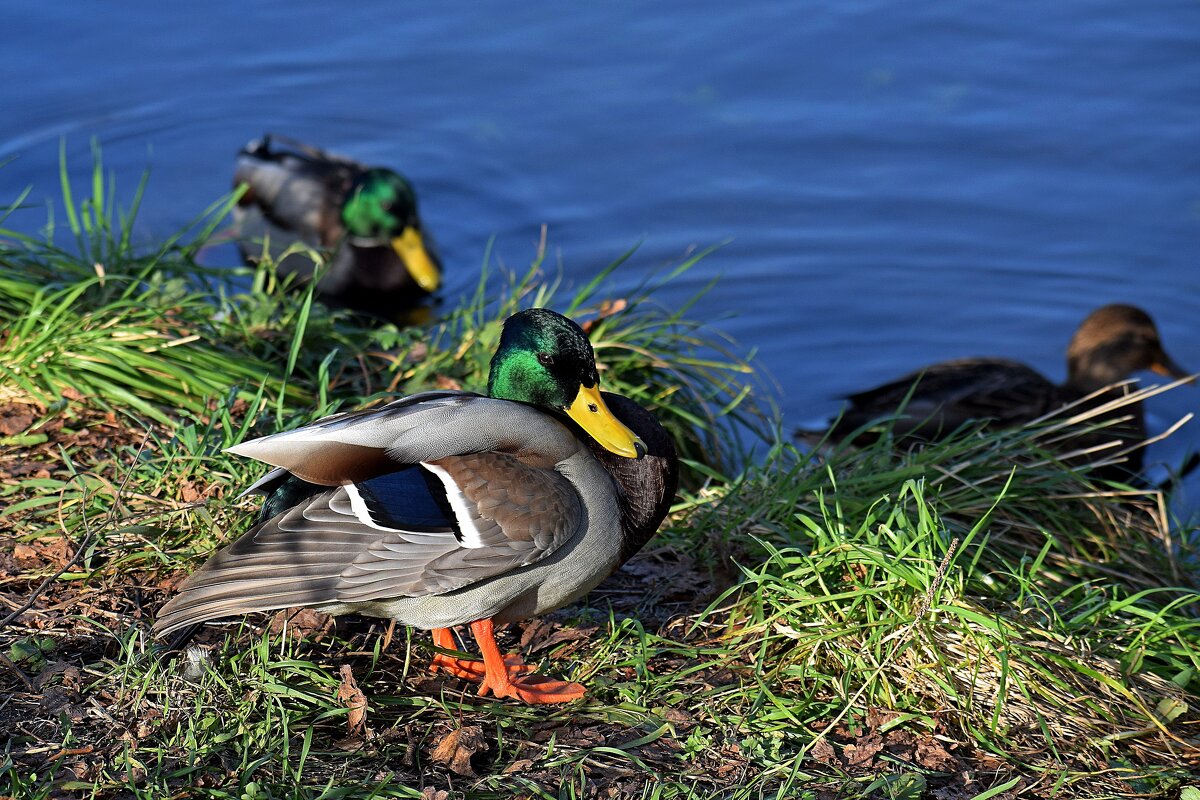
<box><xmin>46</xmin><ymin>744</ymin><xmax>95</xmax><ymax>763</ymax></box>
<box><xmin>381</xmin><ymin>619</ymin><xmax>397</xmax><ymax>652</ymax></box>
<box><xmin>0</xmin><ymin>649</ymin><xmax>33</xmax><ymax>691</ymax></box>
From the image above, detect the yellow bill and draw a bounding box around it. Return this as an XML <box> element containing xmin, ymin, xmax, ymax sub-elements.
<box><xmin>391</xmin><ymin>228</ymin><xmax>441</xmax><ymax>292</ymax></box>
<box><xmin>566</xmin><ymin>383</ymin><xmax>646</xmax><ymax>459</ymax></box>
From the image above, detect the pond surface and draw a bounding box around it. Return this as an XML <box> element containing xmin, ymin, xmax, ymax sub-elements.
<box><xmin>4</xmin><ymin>1</ymin><xmax>1199</xmax><ymax>504</ymax></box>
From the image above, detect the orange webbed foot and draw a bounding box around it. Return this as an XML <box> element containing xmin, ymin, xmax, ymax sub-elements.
<box><xmin>428</xmin><ymin>627</ymin><xmax>531</xmax><ymax>682</ymax></box>
<box><xmin>478</xmin><ymin>671</ymin><xmax>587</xmax><ymax>704</ymax></box>
<box><xmin>469</xmin><ymin>618</ymin><xmax>586</xmax><ymax>705</ymax></box>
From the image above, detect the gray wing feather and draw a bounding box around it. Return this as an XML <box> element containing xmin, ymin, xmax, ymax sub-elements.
<box><xmin>153</xmin><ymin>440</ymin><xmax>584</xmax><ymax>635</ymax></box>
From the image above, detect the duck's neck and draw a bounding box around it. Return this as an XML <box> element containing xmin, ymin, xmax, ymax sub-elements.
<box><xmin>1065</xmin><ymin>351</ymin><xmax>1130</xmax><ymax>396</ymax></box>
<box><xmin>584</xmin><ymin>393</ymin><xmax>678</xmax><ymax>563</ymax></box>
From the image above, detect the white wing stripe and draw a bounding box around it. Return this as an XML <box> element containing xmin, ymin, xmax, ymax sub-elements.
<box><xmin>420</xmin><ymin>462</ymin><xmax>487</xmax><ymax>548</ymax></box>
<box><xmin>344</xmin><ymin>483</ymin><xmax>397</xmax><ymax>532</ymax></box>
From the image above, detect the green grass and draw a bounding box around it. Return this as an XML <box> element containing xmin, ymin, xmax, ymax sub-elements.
<box><xmin>1</xmin><ymin>158</ymin><xmax>1198</xmax><ymax>799</ymax></box>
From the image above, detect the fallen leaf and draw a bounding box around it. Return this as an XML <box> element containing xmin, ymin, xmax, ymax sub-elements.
<box><xmin>882</xmin><ymin>727</ymin><xmax>917</xmax><ymax>760</ymax></box>
<box><xmin>0</xmin><ymin>405</ymin><xmax>36</xmax><ymax>435</ymax></box>
<box><xmin>559</xmin><ymin>726</ymin><xmax>605</xmax><ymax>746</ymax></box>
<box><xmin>269</xmin><ymin>607</ymin><xmax>335</xmax><ymax>641</ymax></box>
<box><xmin>335</xmin><ymin>664</ymin><xmax>371</xmax><ymax>739</ymax></box>
<box><xmin>660</xmin><ymin>707</ymin><xmax>693</xmax><ymax>726</ymax></box>
<box><xmin>178</xmin><ymin>480</ymin><xmax>203</xmax><ymax>503</ymax></box>
<box><xmin>421</xmin><ymin>789</ymin><xmax>449</xmax><ymax>800</ymax></box>
<box><xmin>157</xmin><ymin>572</ymin><xmax>188</xmax><ymax>592</ymax></box>
<box><xmin>581</xmin><ymin>298</ymin><xmax>628</xmax><ymax>333</ymax></box>
<box><xmin>523</xmin><ymin>624</ymin><xmax>597</xmax><ymax>656</ymax></box>
<box><xmin>39</xmin><ymin>687</ymin><xmax>84</xmax><ymax>721</ymax></box>
<box><xmin>502</xmin><ymin>758</ymin><xmax>535</xmax><ymax>775</ymax></box>
<box><xmin>810</xmin><ymin>737</ymin><xmax>839</xmax><ymax>766</ymax></box>
<box><xmin>842</xmin><ymin>732</ymin><xmax>883</xmax><ymax>768</ymax></box>
<box><xmin>914</xmin><ymin>737</ymin><xmax>957</xmax><ymax>771</ymax></box>
<box><xmin>519</xmin><ymin>618</ymin><xmax>552</xmax><ymax>649</ymax></box>
<box><xmin>430</xmin><ymin>725</ymin><xmax>486</xmax><ymax>777</ymax></box>
<box><xmin>41</xmin><ymin>537</ymin><xmax>74</xmax><ymax>568</ymax></box>
<box><xmin>34</xmin><ymin>660</ymin><xmax>81</xmax><ymax>691</ymax></box>
<box><xmin>866</xmin><ymin>707</ymin><xmax>901</xmax><ymax>731</ymax></box>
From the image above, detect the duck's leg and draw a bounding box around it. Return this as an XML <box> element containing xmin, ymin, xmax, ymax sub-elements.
<box><xmin>428</xmin><ymin>627</ymin><xmax>483</xmax><ymax>680</ymax></box>
<box><xmin>469</xmin><ymin>618</ymin><xmax>585</xmax><ymax>704</ymax></box>
<box><xmin>428</xmin><ymin>626</ymin><xmax>531</xmax><ymax>681</ymax></box>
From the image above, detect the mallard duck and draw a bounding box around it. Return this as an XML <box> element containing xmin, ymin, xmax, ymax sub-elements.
<box><xmin>154</xmin><ymin>308</ymin><xmax>678</xmax><ymax>704</ymax></box>
<box><xmin>232</xmin><ymin>135</ymin><xmax>442</xmax><ymax>315</ymax></box>
<box><xmin>807</xmin><ymin>304</ymin><xmax>1190</xmax><ymax>474</ymax></box>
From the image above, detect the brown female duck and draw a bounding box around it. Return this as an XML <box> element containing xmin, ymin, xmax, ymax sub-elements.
<box><xmin>812</xmin><ymin>304</ymin><xmax>1190</xmax><ymax>474</ymax></box>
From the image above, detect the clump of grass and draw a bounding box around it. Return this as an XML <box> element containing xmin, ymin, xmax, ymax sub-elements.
<box><xmin>800</xmin><ymin>380</ymin><xmax>1198</xmax><ymax>595</ymax></box>
<box><xmin>0</xmin><ymin>148</ymin><xmax>304</xmax><ymax>422</ymax></box>
<box><xmin>680</xmin><ymin>405</ymin><xmax>1200</xmax><ymax>795</ymax></box>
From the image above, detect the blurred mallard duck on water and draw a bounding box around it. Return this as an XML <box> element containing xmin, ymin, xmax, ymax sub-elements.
<box><xmin>232</xmin><ymin>134</ymin><xmax>442</xmax><ymax>316</ymax></box>
<box><xmin>154</xmin><ymin>308</ymin><xmax>679</xmax><ymax>704</ymax></box>
<box><xmin>800</xmin><ymin>304</ymin><xmax>1192</xmax><ymax>477</ymax></box>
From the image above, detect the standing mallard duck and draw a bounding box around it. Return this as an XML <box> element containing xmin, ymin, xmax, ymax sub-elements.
<box><xmin>154</xmin><ymin>309</ymin><xmax>678</xmax><ymax>704</ymax></box>
<box><xmin>232</xmin><ymin>135</ymin><xmax>442</xmax><ymax>315</ymax></box>
<box><xmin>806</xmin><ymin>304</ymin><xmax>1190</xmax><ymax>475</ymax></box>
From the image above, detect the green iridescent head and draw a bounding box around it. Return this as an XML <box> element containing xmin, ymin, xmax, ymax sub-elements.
<box><xmin>489</xmin><ymin>308</ymin><xmax>645</xmax><ymax>459</ymax></box>
<box><xmin>340</xmin><ymin>168</ymin><xmax>441</xmax><ymax>292</ymax></box>
<box><xmin>341</xmin><ymin>169</ymin><xmax>419</xmax><ymax>240</ymax></box>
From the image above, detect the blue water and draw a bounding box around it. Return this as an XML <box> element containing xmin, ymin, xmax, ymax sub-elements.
<box><xmin>4</xmin><ymin>1</ymin><xmax>1198</xmax><ymax>502</ymax></box>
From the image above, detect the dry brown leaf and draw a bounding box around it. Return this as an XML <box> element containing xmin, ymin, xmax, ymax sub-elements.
<box><xmin>269</xmin><ymin>607</ymin><xmax>336</xmax><ymax>641</ymax></box>
<box><xmin>178</xmin><ymin>480</ymin><xmax>203</xmax><ymax>503</ymax></box>
<box><xmin>914</xmin><ymin>737</ymin><xmax>957</xmax><ymax>771</ymax></box>
<box><xmin>581</xmin><ymin>298</ymin><xmax>628</xmax><ymax>333</ymax></box>
<box><xmin>41</xmin><ymin>537</ymin><xmax>74</xmax><ymax>568</ymax></box>
<box><xmin>0</xmin><ymin>404</ymin><xmax>36</xmax><ymax>435</ymax></box>
<box><xmin>882</xmin><ymin>727</ymin><xmax>917</xmax><ymax>760</ymax></box>
<box><xmin>335</xmin><ymin>664</ymin><xmax>370</xmax><ymax>739</ymax></box>
<box><xmin>156</xmin><ymin>572</ymin><xmax>187</xmax><ymax>592</ymax></box>
<box><xmin>842</xmin><ymin>732</ymin><xmax>883</xmax><ymax>768</ymax></box>
<box><xmin>866</xmin><ymin>707</ymin><xmax>901</xmax><ymax>731</ymax></box>
<box><xmin>810</xmin><ymin>737</ymin><xmax>839</xmax><ymax>766</ymax></box>
<box><xmin>502</xmin><ymin>757</ymin><xmax>535</xmax><ymax>775</ymax></box>
<box><xmin>660</xmin><ymin>707</ymin><xmax>693</xmax><ymax>726</ymax></box>
<box><xmin>421</xmin><ymin>789</ymin><xmax>449</xmax><ymax>800</ymax></box>
<box><xmin>430</xmin><ymin>725</ymin><xmax>486</xmax><ymax>777</ymax></box>
<box><xmin>34</xmin><ymin>660</ymin><xmax>81</xmax><ymax>691</ymax></box>
<box><xmin>13</xmin><ymin>543</ymin><xmax>38</xmax><ymax>563</ymax></box>
<box><xmin>524</xmin><ymin>624</ymin><xmax>598</xmax><ymax>656</ymax></box>
<box><xmin>519</xmin><ymin>618</ymin><xmax>552</xmax><ymax>649</ymax></box>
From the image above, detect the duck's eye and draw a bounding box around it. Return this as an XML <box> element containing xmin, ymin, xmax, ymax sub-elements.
<box><xmin>537</xmin><ymin>353</ymin><xmax>554</xmax><ymax>367</ymax></box>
